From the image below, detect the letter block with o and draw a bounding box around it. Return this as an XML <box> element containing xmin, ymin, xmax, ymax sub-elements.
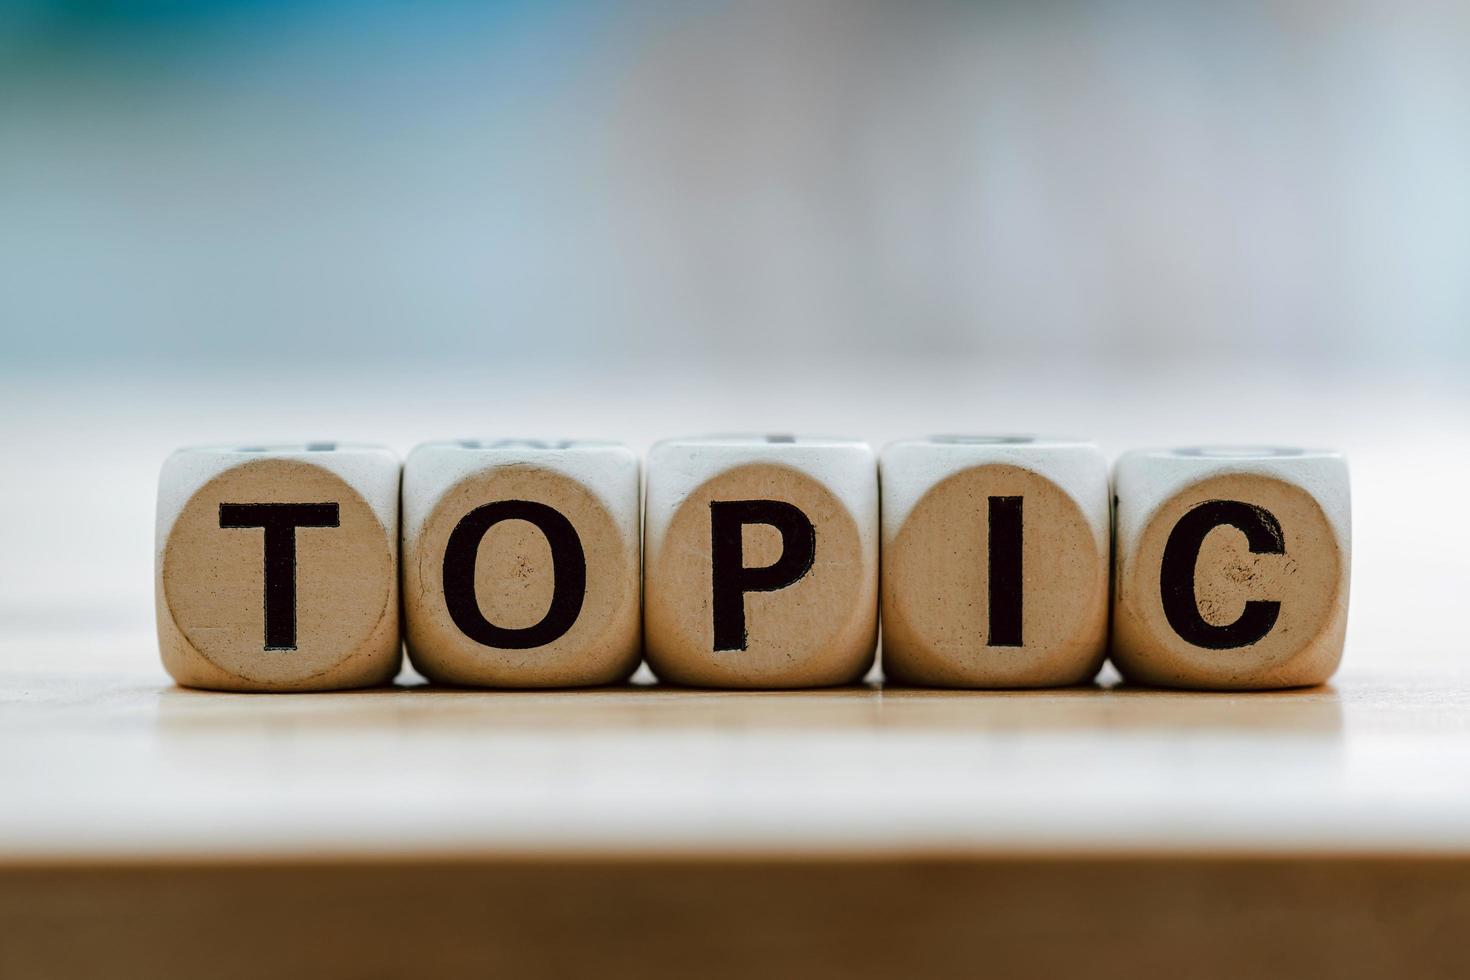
<box><xmin>881</xmin><ymin>437</ymin><xmax>1111</xmax><ymax>688</ymax></box>
<box><xmin>643</xmin><ymin>436</ymin><xmax>879</xmax><ymax>688</ymax></box>
<box><xmin>1110</xmin><ymin>448</ymin><xmax>1351</xmax><ymax>690</ymax></box>
<box><xmin>401</xmin><ymin>440</ymin><xmax>641</xmax><ymax>688</ymax></box>
<box><xmin>155</xmin><ymin>444</ymin><xmax>402</xmax><ymax>691</ymax></box>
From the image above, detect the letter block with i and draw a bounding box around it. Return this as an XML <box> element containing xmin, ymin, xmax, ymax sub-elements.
<box><xmin>155</xmin><ymin>444</ymin><xmax>402</xmax><ymax>691</ymax></box>
<box><xmin>401</xmin><ymin>441</ymin><xmax>641</xmax><ymax>688</ymax></box>
<box><xmin>880</xmin><ymin>437</ymin><xmax>1111</xmax><ymax>688</ymax></box>
<box><xmin>1109</xmin><ymin>448</ymin><xmax>1351</xmax><ymax>690</ymax></box>
<box><xmin>643</xmin><ymin>436</ymin><xmax>879</xmax><ymax>688</ymax></box>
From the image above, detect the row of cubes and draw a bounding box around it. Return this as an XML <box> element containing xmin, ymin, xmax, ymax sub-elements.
<box><xmin>155</xmin><ymin>436</ymin><xmax>1351</xmax><ymax>693</ymax></box>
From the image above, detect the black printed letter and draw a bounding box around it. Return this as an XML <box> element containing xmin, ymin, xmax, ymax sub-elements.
<box><xmin>442</xmin><ymin>500</ymin><xmax>586</xmax><ymax>649</ymax></box>
<box><xmin>219</xmin><ymin>502</ymin><xmax>341</xmax><ymax>650</ymax></box>
<box><xmin>987</xmin><ymin>495</ymin><xmax>1023</xmax><ymax>646</ymax></box>
<box><xmin>1160</xmin><ymin>499</ymin><xmax>1284</xmax><ymax>649</ymax></box>
<box><xmin>709</xmin><ymin>499</ymin><xmax>817</xmax><ymax>651</ymax></box>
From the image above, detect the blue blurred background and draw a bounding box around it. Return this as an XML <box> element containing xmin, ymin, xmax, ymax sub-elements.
<box><xmin>4</xmin><ymin>0</ymin><xmax>1467</xmax><ymax>370</ymax></box>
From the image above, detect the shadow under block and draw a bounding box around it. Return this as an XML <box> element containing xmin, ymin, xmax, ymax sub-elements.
<box><xmin>1110</xmin><ymin>447</ymin><xmax>1351</xmax><ymax>690</ymax></box>
<box><xmin>642</xmin><ymin>436</ymin><xmax>879</xmax><ymax>688</ymax></box>
<box><xmin>401</xmin><ymin>440</ymin><xmax>641</xmax><ymax>688</ymax></box>
<box><xmin>880</xmin><ymin>437</ymin><xmax>1110</xmax><ymax>688</ymax></box>
<box><xmin>154</xmin><ymin>444</ymin><xmax>402</xmax><ymax>692</ymax></box>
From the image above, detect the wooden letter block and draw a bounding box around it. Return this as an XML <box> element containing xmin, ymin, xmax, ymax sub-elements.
<box><xmin>402</xmin><ymin>440</ymin><xmax>641</xmax><ymax>688</ymax></box>
<box><xmin>880</xmin><ymin>436</ymin><xmax>1110</xmax><ymax>688</ymax></box>
<box><xmin>643</xmin><ymin>436</ymin><xmax>878</xmax><ymax>688</ymax></box>
<box><xmin>1110</xmin><ymin>447</ymin><xmax>1351</xmax><ymax>690</ymax></box>
<box><xmin>155</xmin><ymin>444</ymin><xmax>401</xmax><ymax>692</ymax></box>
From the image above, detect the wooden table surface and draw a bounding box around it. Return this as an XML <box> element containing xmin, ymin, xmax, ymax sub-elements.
<box><xmin>3</xmin><ymin>360</ymin><xmax>1468</xmax><ymax>978</ymax></box>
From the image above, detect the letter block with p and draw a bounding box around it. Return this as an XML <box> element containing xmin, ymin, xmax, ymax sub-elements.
<box><xmin>401</xmin><ymin>441</ymin><xmax>641</xmax><ymax>688</ymax></box>
<box><xmin>1109</xmin><ymin>448</ymin><xmax>1351</xmax><ymax>689</ymax></box>
<box><xmin>155</xmin><ymin>444</ymin><xmax>402</xmax><ymax>691</ymax></box>
<box><xmin>643</xmin><ymin>436</ymin><xmax>878</xmax><ymax>688</ymax></box>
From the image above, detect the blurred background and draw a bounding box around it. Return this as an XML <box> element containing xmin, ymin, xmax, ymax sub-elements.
<box><xmin>4</xmin><ymin>0</ymin><xmax>1469</xmax><ymax>367</ymax></box>
<box><xmin>1</xmin><ymin>0</ymin><xmax>1467</xmax><ymax>643</ymax></box>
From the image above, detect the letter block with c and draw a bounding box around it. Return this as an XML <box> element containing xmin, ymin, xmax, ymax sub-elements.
<box><xmin>643</xmin><ymin>436</ymin><xmax>879</xmax><ymax>688</ymax></box>
<box><xmin>1110</xmin><ymin>447</ymin><xmax>1351</xmax><ymax>690</ymax></box>
<box><xmin>401</xmin><ymin>440</ymin><xmax>641</xmax><ymax>688</ymax></box>
<box><xmin>155</xmin><ymin>443</ymin><xmax>402</xmax><ymax>691</ymax></box>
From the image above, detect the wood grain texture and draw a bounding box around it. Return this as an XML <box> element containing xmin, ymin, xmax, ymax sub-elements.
<box><xmin>6</xmin><ymin>858</ymin><xmax>1470</xmax><ymax>980</ymax></box>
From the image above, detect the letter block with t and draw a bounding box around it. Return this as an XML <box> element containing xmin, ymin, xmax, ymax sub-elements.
<box><xmin>880</xmin><ymin>437</ymin><xmax>1111</xmax><ymax>688</ymax></box>
<box><xmin>643</xmin><ymin>436</ymin><xmax>879</xmax><ymax>688</ymax></box>
<box><xmin>155</xmin><ymin>444</ymin><xmax>402</xmax><ymax>691</ymax></box>
<box><xmin>1110</xmin><ymin>448</ymin><xmax>1351</xmax><ymax>690</ymax></box>
<box><xmin>401</xmin><ymin>441</ymin><xmax>641</xmax><ymax>687</ymax></box>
